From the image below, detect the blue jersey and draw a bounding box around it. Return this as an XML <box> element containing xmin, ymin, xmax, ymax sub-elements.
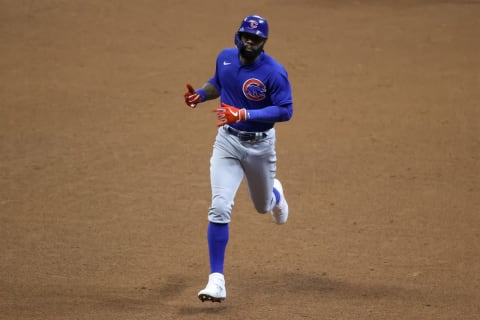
<box><xmin>208</xmin><ymin>48</ymin><xmax>293</xmax><ymax>132</ymax></box>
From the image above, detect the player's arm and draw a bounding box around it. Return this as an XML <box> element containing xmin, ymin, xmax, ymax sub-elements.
<box><xmin>199</xmin><ymin>82</ymin><xmax>220</xmax><ymax>101</ymax></box>
<box><xmin>184</xmin><ymin>82</ymin><xmax>220</xmax><ymax>108</ymax></box>
<box><xmin>246</xmin><ymin>104</ymin><xmax>293</xmax><ymax>123</ymax></box>
<box><xmin>213</xmin><ymin>103</ymin><xmax>293</xmax><ymax>127</ymax></box>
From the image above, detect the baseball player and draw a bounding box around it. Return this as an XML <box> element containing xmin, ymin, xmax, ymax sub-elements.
<box><xmin>183</xmin><ymin>15</ymin><xmax>294</xmax><ymax>303</ymax></box>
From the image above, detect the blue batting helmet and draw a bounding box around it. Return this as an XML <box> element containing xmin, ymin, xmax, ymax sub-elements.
<box><xmin>238</xmin><ymin>15</ymin><xmax>268</xmax><ymax>38</ymax></box>
<box><xmin>234</xmin><ymin>15</ymin><xmax>269</xmax><ymax>50</ymax></box>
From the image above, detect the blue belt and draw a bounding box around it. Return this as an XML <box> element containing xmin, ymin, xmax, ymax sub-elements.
<box><xmin>225</xmin><ymin>126</ymin><xmax>268</xmax><ymax>142</ymax></box>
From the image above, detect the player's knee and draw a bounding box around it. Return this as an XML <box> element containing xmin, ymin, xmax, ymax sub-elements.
<box><xmin>253</xmin><ymin>196</ymin><xmax>276</xmax><ymax>214</ymax></box>
<box><xmin>254</xmin><ymin>204</ymin><xmax>271</xmax><ymax>214</ymax></box>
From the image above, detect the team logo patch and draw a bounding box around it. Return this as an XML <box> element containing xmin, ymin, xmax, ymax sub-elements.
<box><xmin>242</xmin><ymin>78</ymin><xmax>266</xmax><ymax>101</ymax></box>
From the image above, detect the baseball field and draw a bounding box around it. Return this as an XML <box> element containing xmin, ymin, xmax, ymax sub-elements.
<box><xmin>1</xmin><ymin>0</ymin><xmax>479</xmax><ymax>319</ymax></box>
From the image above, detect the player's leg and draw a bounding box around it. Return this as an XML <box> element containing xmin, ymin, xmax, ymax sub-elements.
<box><xmin>243</xmin><ymin>130</ymin><xmax>277</xmax><ymax>214</ymax></box>
<box><xmin>208</xmin><ymin>127</ymin><xmax>245</xmax><ymax>224</ymax></box>
<box><xmin>244</xmin><ymin>129</ymin><xmax>289</xmax><ymax>224</ymax></box>
<box><xmin>199</xmin><ymin>128</ymin><xmax>244</xmax><ymax>302</ymax></box>
<box><xmin>243</xmin><ymin>151</ymin><xmax>276</xmax><ymax>214</ymax></box>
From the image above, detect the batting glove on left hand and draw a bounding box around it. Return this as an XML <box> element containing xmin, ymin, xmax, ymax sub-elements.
<box><xmin>213</xmin><ymin>103</ymin><xmax>247</xmax><ymax>127</ymax></box>
<box><xmin>184</xmin><ymin>83</ymin><xmax>203</xmax><ymax>108</ymax></box>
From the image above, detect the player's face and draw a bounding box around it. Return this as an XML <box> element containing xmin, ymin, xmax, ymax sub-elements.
<box><xmin>240</xmin><ymin>33</ymin><xmax>266</xmax><ymax>51</ymax></box>
<box><xmin>238</xmin><ymin>32</ymin><xmax>267</xmax><ymax>61</ymax></box>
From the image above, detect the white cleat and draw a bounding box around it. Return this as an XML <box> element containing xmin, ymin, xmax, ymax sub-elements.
<box><xmin>272</xmin><ymin>179</ymin><xmax>289</xmax><ymax>224</ymax></box>
<box><xmin>198</xmin><ymin>273</ymin><xmax>226</xmax><ymax>303</ymax></box>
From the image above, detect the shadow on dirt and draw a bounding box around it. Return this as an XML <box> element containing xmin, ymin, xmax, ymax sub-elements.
<box><xmin>241</xmin><ymin>272</ymin><xmax>427</xmax><ymax>302</ymax></box>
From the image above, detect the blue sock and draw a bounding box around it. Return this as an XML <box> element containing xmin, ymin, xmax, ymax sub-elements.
<box><xmin>207</xmin><ymin>222</ymin><xmax>229</xmax><ymax>274</ymax></box>
<box><xmin>273</xmin><ymin>188</ymin><xmax>281</xmax><ymax>205</ymax></box>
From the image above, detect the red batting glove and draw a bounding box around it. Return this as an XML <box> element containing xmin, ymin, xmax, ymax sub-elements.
<box><xmin>184</xmin><ymin>83</ymin><xmax>202</xmax><ymax>108</ymax></box>
<box><xmin>213</xmin><ymin>102</ymin><xmax>247</xmax><ymax>127</ymax></box>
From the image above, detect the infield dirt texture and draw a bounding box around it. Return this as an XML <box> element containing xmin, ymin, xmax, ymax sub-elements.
<box><xmin>1</xmin><ymin>1</ymin><xmax>479</xmax><ymax>319</ymax></box>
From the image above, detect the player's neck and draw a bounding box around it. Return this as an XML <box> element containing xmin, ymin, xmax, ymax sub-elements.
<box><xmin>239</xmin><ymin>54</ymin><xmax>260</xmax><ymax>66</ymax></box>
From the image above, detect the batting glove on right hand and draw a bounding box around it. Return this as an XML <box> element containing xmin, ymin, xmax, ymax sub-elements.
<box><xmin>213</xmin><ymin>103</ymin><xmax>247</xmax><ymax>127</ymax></box>
<box><xmin>184</xmin><ymin>83</ymin><xmax>203</xmax><ymax>108</ymax></box>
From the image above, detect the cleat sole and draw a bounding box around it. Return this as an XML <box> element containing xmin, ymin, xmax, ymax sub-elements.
<box><xmin>198</xmin><ymin>294</ymin><xmax>225</xmax><ymax>303</ymax></box>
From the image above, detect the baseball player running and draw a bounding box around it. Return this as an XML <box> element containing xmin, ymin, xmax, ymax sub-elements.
<box><xmin>184</xmin><ymin>15</ymin><xmax>294</xmax><ymax>303</ymax></box>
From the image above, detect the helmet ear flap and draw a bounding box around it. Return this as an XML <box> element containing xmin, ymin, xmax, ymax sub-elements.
<box><xmin>234</xmin><ymin>32</ymin><xmax>243</xmax><ymax>50</ymax></box>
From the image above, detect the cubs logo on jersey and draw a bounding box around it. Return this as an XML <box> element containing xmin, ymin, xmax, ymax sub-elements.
<box><xmin>242</xmin><ymin>78</ymin><xmax>266</xmax><ymax>101</ymax></box>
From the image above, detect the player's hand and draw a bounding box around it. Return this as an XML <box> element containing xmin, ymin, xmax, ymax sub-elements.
<box><xmin>213</xmin><ymin>103</ymin><xmax>247</xmax><ymax>127</ymax></box>
<box><xmin>184</xmin><ymin>83</ymin><xmax>202</xmax><ymax>108</ymax></box>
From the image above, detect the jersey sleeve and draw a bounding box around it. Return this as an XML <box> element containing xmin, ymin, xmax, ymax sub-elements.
<box><xmin>207</xmin><ymin>52</ymin><xmax>223</xmax><ymax>93</ymax></box>
<box><xmin>268</xmin><ymin>66</ymin><xmax>293</xmax><ymax>107</ymax></box>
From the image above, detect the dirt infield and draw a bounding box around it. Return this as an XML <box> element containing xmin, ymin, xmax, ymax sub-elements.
<box><xmin>1</xmin><ymin>1</ymin><xmax>479</xmax><ymax>319</ymax></box>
